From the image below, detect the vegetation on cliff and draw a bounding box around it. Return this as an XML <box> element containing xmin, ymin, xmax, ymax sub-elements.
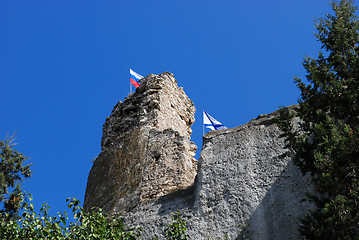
<box><xmin>279</xmin><ymin>0</ymin><xmax>359</xmax><ymax>238</ymax></box>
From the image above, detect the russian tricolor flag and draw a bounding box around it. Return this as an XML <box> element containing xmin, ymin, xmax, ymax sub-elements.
<box><xmin>130</xmin><ymin>69</ymin><xmax>144</xmax><ymax>88</ymax></box>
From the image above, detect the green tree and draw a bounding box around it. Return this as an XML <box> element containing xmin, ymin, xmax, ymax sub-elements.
<box><xmin>0</xmin><ymin>135</ymin><xmax>31</xmax><ymax>219</ymax></box>
<box><xmin>278</xmin><ymin>0</ymin><xmax>359</xmax><ymax>239</ymax></box>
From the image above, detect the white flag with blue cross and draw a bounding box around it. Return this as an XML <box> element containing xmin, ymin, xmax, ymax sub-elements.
<box><xmin>203</xmin><ymin>111</ymin><xmax>227</xmax><ymax>131</ymax></box>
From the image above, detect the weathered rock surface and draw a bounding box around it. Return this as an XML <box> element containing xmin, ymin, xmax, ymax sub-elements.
<box><xmin>116</xmin><ymin>109</ymin><xmax>314</xmax><ymax>240</ymax></box>
<box><xmin>193</xmin><ymin>109</ymin><xmax>315</xmax><ymax>239</ymax></box>
<box><xmin>84</xmin><ymin>72</ymin><xmax>314</xmax><ymax>239</ymax></box>
<box><xmin>84</xmin><ymin>72</ymin><xmax>197</xmax><ymax>214</ymax></box>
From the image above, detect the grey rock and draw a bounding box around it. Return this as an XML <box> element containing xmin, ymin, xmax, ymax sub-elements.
<box><xmin>194</xmin><ymin>109</ymin><xmax>314</xmax><ymax>239</ymax></box>
<box><xmin>84</xmin><ymin>72</ymin><xmax>197</xmax><ymax>215</ymax></box>
<box><xmin>84</xmin><ymin>72</ymin><xmax>314</xmax><ymax>239</ymax></box>
<box><xmin>116</xmin><ymin>109</ymin><xmax>314</xmax><ymax>240</ymax></box>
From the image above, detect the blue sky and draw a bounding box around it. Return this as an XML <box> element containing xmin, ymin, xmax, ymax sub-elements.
<box><xmin>1</xmin><ymin>0</ymin><xmax>336</xmax><ymax>215</ymax></box>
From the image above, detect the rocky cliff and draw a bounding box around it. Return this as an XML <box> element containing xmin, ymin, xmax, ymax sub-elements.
<box><xmin>84</xmin><ymin>73</ymin><xmax>314</xmax><ymax>239</ymax></box>
<box><xmin>194</xmin><ymin>110</ymin><xmax>314</xmax><ymax>239</ymax></box>
<box><xmin>84</xmin><ymin>72</ymin><xmax>197</xmax><ymax>215</ymax></box>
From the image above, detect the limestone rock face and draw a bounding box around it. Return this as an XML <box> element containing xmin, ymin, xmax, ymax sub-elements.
<box><xmin>193</xmin><ymin>109</ymin><xmax>315</xmax><ymax>239</ymax></box>
<box><xmin>112</xmin><ymin>109</ymin><xmax>314</xmax><ymax>240</ymax></box>
<box><xmin>84</xmin><ymin>72</ymin><xmax>197</xmax><ymax>214</ymax></box>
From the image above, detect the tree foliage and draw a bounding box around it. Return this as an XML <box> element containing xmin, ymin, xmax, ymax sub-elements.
<box><xmin>0</xmin><ymin>135</ymin><xmax>31</xmax><ymax>219</ymax></box>
<box><xmin>0</xmin><ymin>195</ymin><xmax>142</xmax><ymax>240</ymax></box>
<box><xmin>278</xmin><ymin>0</ymin><xmax>359</xmax><ymax>238</ymax></box>
<box><xmin>0</xmin><ymin>194</ymin><xmax>191</xmax><ymax>240</ymax></box>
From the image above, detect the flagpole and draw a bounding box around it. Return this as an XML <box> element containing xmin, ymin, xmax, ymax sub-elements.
<box><xmin>203</xmin><ymin>111</ymin><xmax>205</xmax><ymax>136</ymax></box>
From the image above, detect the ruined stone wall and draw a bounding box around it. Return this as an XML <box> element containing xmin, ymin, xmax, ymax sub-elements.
<box><xmin>84</xmin><ymin>72</ymin><xmax>197</xmax><ymax>215</ymax></box>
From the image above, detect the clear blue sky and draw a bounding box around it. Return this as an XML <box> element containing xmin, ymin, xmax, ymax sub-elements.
<box><xmin>1</xmin><ymin>0</ymin><xmax>337</xmax><ymax>215</ymax></box>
